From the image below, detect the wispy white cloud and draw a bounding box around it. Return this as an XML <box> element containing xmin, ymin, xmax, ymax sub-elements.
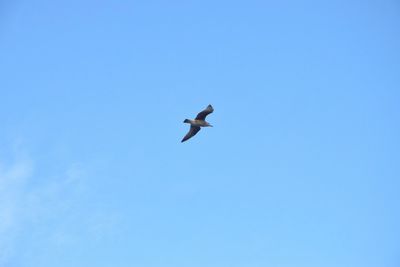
<box><xmin>0</xmin><ymin>150</ymin><xmax>121</xmax><ymax>266</ymax></box>
<box><xmin>0</xmin><ymin>156</ymin><xmax>33</xmax><ymax>265</ymax></box>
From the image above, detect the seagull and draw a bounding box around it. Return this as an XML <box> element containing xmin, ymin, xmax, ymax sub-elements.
<box><xmin>181</xmin><ymin>104</ymin><xmax>214</xmax><ymax>142</ymax></box>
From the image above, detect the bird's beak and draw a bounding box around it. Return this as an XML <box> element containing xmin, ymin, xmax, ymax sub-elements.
<box><xmin>210</xmin><ymin>124</ymin><xmax>213</xmax><ymax>127</ymax></box>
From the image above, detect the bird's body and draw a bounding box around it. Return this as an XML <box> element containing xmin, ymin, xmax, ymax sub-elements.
<box><xmin>184</xmin><ymin>119</ymin><xmax>212</xmax><ymax>127</ymax></box>
<box><xmin>181</xmin><ymin>105</ymin><xmax>214</xmax><ymax>142</ymax></box>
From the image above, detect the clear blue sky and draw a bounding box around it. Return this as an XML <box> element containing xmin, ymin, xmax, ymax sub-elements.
<box><xmin>1</xmin><ymin>0</ymin><xmax>399</xmax><ymax>266</ymax></box>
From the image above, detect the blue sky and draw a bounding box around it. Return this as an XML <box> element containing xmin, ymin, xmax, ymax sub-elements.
<box><xmin>1</xmin><ymin>0</ymin><xmax>399</xmax><ymax>266</ymax></box>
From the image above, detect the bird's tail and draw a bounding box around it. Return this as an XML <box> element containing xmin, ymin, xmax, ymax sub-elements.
<box><xmin>183</xmin><ymin>119</ymin><xmax>190</xmax><ymax>123</ymax></box>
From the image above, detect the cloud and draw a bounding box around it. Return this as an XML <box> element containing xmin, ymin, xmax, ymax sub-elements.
<box><xmin>0</xmin><ymin>156</ymin><xmax>33</xmax><ymax>265</ymax></box>
<box><xmin>0</xmin><ymin>151</ymin><xmax>121</xmax><ymax>266</ymax></box>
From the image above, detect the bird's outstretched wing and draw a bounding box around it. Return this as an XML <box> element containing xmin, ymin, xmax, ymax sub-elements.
<box><xmin>181</xmin><ymin>126</ymin><xmax>201</xmax><ymax>142</ymax></box>
<box><xmin>195</xmin><ymin>105</ymin><xmax>214</xmax><ymax>121</ymax></box>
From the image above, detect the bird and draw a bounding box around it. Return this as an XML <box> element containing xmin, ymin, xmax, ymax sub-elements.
<box><xmin>181</xmin><ymin>104</ymin><xmax>214</xmax><ymax>142</ymax></box>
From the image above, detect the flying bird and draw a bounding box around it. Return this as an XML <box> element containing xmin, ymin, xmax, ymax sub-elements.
<box><xmin>181</xmin><ymin>104</ymin><xmax>214</xmax><ymax>142</ymax></box>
